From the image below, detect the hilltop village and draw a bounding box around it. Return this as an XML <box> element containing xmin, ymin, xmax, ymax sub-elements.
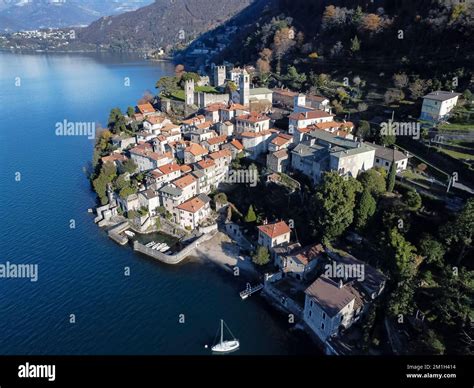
<box><xmin>90</xmin><ymin>62</ymin><xmax>472</xmax><ymax>356</ymax></box>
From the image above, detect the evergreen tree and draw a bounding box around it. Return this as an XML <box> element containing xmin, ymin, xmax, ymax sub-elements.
<box><xmin>252</xmin><ymin>246</ymin><xmax>270</xmax><ymax>266</ymax></box>
<box><xmin>354</xmin><ymin>189</ymin><xmax>376</xmax><ymax>230</ymax></box>
<box><xmin>387</xmin><ymin>161</ymin><xmax>397</xmax><ymax>192</ymax></box>
<box><xmin>244</xmin><ymin>205</ymin><xmax>257</xmax><ymax>223</ymax></box>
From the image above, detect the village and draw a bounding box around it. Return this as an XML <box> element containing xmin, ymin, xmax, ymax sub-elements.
<box><xmin>91</xmin><ymin>61</ymin><xmax>467</xmax><ymax>355</ymax></box>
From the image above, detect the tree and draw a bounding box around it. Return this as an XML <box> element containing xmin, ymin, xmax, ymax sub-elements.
<box><xmin>434</xmin><ymin>266</ymin><xmax>474</xmax><ymax>327</ymax></box>
<box><xmin>350</xmin><ymin>36</ymin><xmax>361</xmax><ymax>53</ymax></box>
<box><xmin>393</xmin><ymin>73</ymin><xmax>409</xmax><ymax>89</ymax></box>
<box><xmin>257</xmin><ymin>48</ymin><xmax>272</xmax><ymax>77</ymax></box>
<box><xmin>108</xmin><ymin>108</ymin><xmax>127</xmax><ymax>135</ymax></box>
<box><xmin>155</xmin><ymin>76</ymin><xmax>179</xmax><ymax>96</ymax></box>
<box><xmin>312</xmin><ymin>172</ymin><xmax>362</xmax><ymax>240</ymax></box>
<box><xmin>405</xmin><ymin>190</ymin><xmax>422</xmax><ymax>211</ymax></box>
<box><xmin>357</xmin><ymin>169</ymin><xmax>386</xmax><ymax>196</ymax></box>
<box><xmin>155</xmin><ymin>217</ymin><xmax>161</xmax><ymax>231</ymax></box>
<box><xmin>362</xmin><ymin>14</ymin><xmax>381</xmax><ymax>32</ymax></box>
<box><xmin>441</xmin><ymin>198</ymin><xmax>474</xmax><ymax>265</ymax></box>
<box><xmin>224</xmin><ymin>81</ymin><xmax>237</xmax><ymax>96</ymax></box>
<box><xmin>387</xmin><ymin>161</ymin><xmax>397</xmax><ymax>192</ymax></box>
<box><xmin>356</xmin><ymin>120</ymin><xmax>371</xmax><ymax>139</ymax></box>
<box><xmin>419</xmin><ymin>235</ymin><xmax>446</xmax><ymax>266</ymax></box>
<box><xmin>92</xmin><ymin>162</ymin><xmax>116</xmax><ymax>205</ymax></box>
<box><xmin>244</xmin><ymin>205</ymin><xmax>257</xmax><ymax>223</ymax></box>
<box><xmin>384</xmin><ymin>88</ymin><xmax>405</xmax><ymax>105</ymax></box>
<box><xmin>119</xmin><ymin>185</ymin><xmax>136</xmax><ymax>199</ymax></box>
<box><xmin>175</xmin><ymin>64</ymin><xmax>185</xmax><ymax>79</ymax></box>
<box><xmin>408</xmin><ymin>79</ymin><xmax>427</xmax><ymax>100</ymax></box>
<box><xmin>273</xmin><ymin>27</ymin><xmax>296</xmax><ymax>74</ymax></box>
<box><xmin>126</xmin><ymin>105</ymin><xmax>136</xmax><ymax>117</ymax></box>
<box><xmin>95</xmin><ymin>129</ymin><xmax>112</xmax><ymax>153</ymax></box>
<box><xmin>389</xmin><ymin>228</ymin><xmax>417</xmax><ymax>280</ymax></box>
<box><xmin>354</xmin><ymin>189</ymin><xmax>376</xmax><ymax>230</ymax></box>
<box><xmin>122</xmin><ymin>159</ymin><xmax>138</xmax><ymax>174</ymax></box>
<box><xmin>115</xmin><ymin>173</ymin><xmax>130</xmax><ymax>190</ymax></box>
<box><xmin>418</xmin><ymin>330</ymin><xmax>445</xmax><ymax>355</ymax></box>
<box><xmin>252</xmin><ymin>245</ymin><xmax>270</xmax><ymax>266</ymax></box>
<box><xmin>181</xmin><ymin>72</ymin><xmax>200</xmax><ymax>84</ymax></box>
<box><xmin>284</xmin><ymin>66</ymin><xmax>307</xmax><ymax>90</ymax></box>
<box><xmin>388</xmin><ymin>280</ymin><xmax>415</xmax><ymax>316</ymax></box>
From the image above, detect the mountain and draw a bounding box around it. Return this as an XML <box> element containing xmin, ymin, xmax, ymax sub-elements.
<box><xmin>184</xmin><ymin>0</ymin><xmax>474</xmax><ymax>77</ymax></box>
<box><xmin>0</xmin><ymin>0</ymin><xmax>153</xmax><ymax>32</ymax></box>
<box><xmin>76</xmin><ymin>0</ymin><xmax>255</xmax><ymax>52</ymax></box>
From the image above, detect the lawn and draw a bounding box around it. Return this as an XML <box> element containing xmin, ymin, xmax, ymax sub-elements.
<box><xmin>168</xmin><ymin>85</ymin><xmax>221</xmax><ymax>102</ymax></box>
<box><xmin>437</xmin><ymin>122</ymin><xmax>474</xmax><ymax>132</ymax></box>
<box><xmin>438</xmin><ymin>148</ymin><xmax>474</xmax><ymax>161</ymax></box>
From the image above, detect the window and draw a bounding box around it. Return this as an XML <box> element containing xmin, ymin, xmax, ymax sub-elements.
<box><xmin>376</xmin><ymin>158</ymin><xmax>380</xmax><ymax>163</ymax></box>
<box><xmin>321</xmin><ymin>322</ymin><xmax>325</xmax><ymax>330</ymax></box>
<box><xmin>322</xmin><ymin>312</ymin><xmax>326</xmax><ymax>320</ymax></box>
<box><xmin>385</xmin><ymin>161</ymin><xmax>389</xmax><ymax>166</ymax></box>
<box><xmin>309</xmin><ymin>310</ymin><xmax>312</xmax><ymax>317</ymax></box>
<box><xmin>310</xmin><ymin>300</ymin><xmax>313</xmax><ymax>307</ymax></box>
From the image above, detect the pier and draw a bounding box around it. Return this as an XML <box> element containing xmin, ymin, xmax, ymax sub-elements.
<box><xmin>239</xmin><ymin>283</ymin><xmax>264</xmax><ymax>299</ymax></box>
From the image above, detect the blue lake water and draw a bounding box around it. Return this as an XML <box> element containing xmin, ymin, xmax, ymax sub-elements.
<box><xmin>0</xmin><ymin>52</ymin><xmax>315</xmax><ymax>355</ymax></box>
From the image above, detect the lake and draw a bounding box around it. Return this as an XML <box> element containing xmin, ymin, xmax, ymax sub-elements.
<box><xmin>0</xmin><ymin>52</ymin><xmax>315</xmax><ymax>355</ymax></box>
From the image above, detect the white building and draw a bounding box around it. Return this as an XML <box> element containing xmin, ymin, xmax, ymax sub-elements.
<box><xmin>289</xmin><ymin>110</ymin><xmax>334</xmax><ymax>130</ymax></box>
<box><xmin>235</xmin><ymin>113</ymin><xmax>270</xmax><ymax>134</ymax></box>
<box><xmin>176</xmin><ymin>194</ymin><xmax>211</xmax><ymax>230</ymax></box>
<box><xmin>420</xmin><ymin>91</ymin><xmax>461</xmax><ymax>122</ymax></box>
<box><xmin>138</xmin><ymin>189</ymin><xmax>160</xmax><ymax>216</ymax></box>
<box><xmin>257</xmin><ymin>221</ymin><xmax>291</xmax><ymax>250</ymax></box>
<box><xmin>368</xmin><ymin>143</ymin><xmax>409</xmax><ymax>172</ymax></box>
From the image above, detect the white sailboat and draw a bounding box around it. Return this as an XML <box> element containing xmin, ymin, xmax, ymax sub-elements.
<box><xmin>211</xmin><ymin>320</ymin><xmax>239</xmax><ymax>353</ymax></box>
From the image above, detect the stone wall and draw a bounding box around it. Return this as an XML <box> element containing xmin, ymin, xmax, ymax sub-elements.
<box><xmin>133</xmin><ymin>228</ymin><xmax>217</xmax><ymax>265</ymax></box>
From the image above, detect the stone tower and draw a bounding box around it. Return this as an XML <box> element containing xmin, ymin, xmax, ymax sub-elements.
<box><xmin>213</xmin><ymin>65</ymin><xmax>226</xmax><ymax>87</ymax></box>
<box><xmin>239</xmin><ymin>69</ymin><xmax>250</xmax><ymax>106</ymax></box>
<box><xmin>185</xmin><ymin>79</ymin><xmax>195</xmax><ymax>106</ymax></box>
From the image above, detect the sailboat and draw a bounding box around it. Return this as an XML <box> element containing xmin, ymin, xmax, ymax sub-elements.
<box><xmin>211</xmin><ymin>320</ymin><xmax>239</xmax><ymax>353</ymax></box>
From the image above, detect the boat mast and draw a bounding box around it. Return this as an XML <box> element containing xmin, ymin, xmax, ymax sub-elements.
<box><xmin>220</xmin><ymin>320</ymin><xmax>224</xmax><ymax>344</ymax></box>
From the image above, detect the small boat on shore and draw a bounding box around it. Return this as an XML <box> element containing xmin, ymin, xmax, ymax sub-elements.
<box><xmin>158</xmin><ymin>244</ymin><xmax>170</xmax><ymax>252</ymax></box>
<box><xmin>124</xmin><ymin>230</ymin><xmax>135</xmax><ymax>238</ymax></box>
<box><xmin>211</xmin><ymin>320</ymin><xmax>239</xmax><ymax>354</ymax></box>
<box><xmin>145</xmin><ymin>241</ymin><xmax>156</xmax><ymax>248</ymax></box>
<box><xmin>151</xmin><ymin>243</ymin><xmax>162</xmax><ymax>250</ymax></box>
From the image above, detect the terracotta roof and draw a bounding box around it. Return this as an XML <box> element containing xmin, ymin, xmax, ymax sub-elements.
<box><xmin>289</xmin><ymin>110</ymin><xmax>333</xmax><ymax>121</ymax></box>
<box><xmin>184</xmin><ymin>143</ymin><xmax>208</xmax><ymax>156</ymax></box>
<box><xmin>229</xmin><ymin>139</ymin><xmax>244</xmax><ymax>150</ymax></box>
<box><xmin>197</xmin><ymin>159</ymin><xmax>216</xmax><ymax>169</ymax></box>
<box><xmin>101</xmin><ymin>153</ymin><xmax>128</xmax><ymax>163</ymax></box>
<box><xmin>209</xmin><ymin>149</ymin><xmax>232</xmax><ymax>160</ymax></box>
<box><xmin>293</xmin><ymin>243</ymin><xmax>325</xmax><ymax>265</ymax></box>
<box><xmin>161</xmin><ymin>124</ymin><xmax>180</xmax><ymax>133</ymax></box>
<box><xmin>145</xmin><ymin>116</ymin><xmax>166</xmax><ymax>125</ymax></box>
<box><xmin>137</xmin><ymin>102</ymin><xmax>155</xmax><ymax>114</ymax></box>
<box><xmin>271</xmin><ymin>135</ymin><xmax>292</xmax><ymax>146</ymax></box>
<box><xmin>241</xmin><ymin>130</ymin><xmax>272</xmax><ymax>138</ymax></box>
<box><xmin>181</xmin><ymin>115</ymin><xmax>205</xmax><ymax>125</ymax></box>
<box><xmin>205</xmin><ymin>103</ymin><xmax>227</xmax><ymax>112</ymax></box>
<box><xmin>195</xmin><ymin>121</ymin><xmax>213</xmax><ymax>130</ymax></box>
<box><xmin>206</xmin><ymin>135</ymin><xmax>227</xmax><ymax>145</ymax></box>
<box><xmin>177</xmin><ymin>196</ymin><xmax>207</xmax><ymax>213</ymax></box>
<box><xmin>236</xmin><ymin>112</ymin><xmax>270</xmax><ymax>124</ymax></box>
<box><xmin>158</xmin><ymin>163</ymin><xmax>181</xmax><ymax>175</ymax></box>
<box><xmin>172</xmin><ymin>174</ymin><xmax>197</xmax><ymax>189</ymax></box>
<box><xmin>180</xmin><ymin>165</ymin><xmax>192</xmax><ymax>173</ymax></box>
<box><xmin>305</xmin><ymin>276</ymin><xmax>355</xmax><ymax>318</ymax></box>
<box><xmin>257</xmin><ymin>221</ymin><xmax>291</xmax><ymax>239</ymax></box>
